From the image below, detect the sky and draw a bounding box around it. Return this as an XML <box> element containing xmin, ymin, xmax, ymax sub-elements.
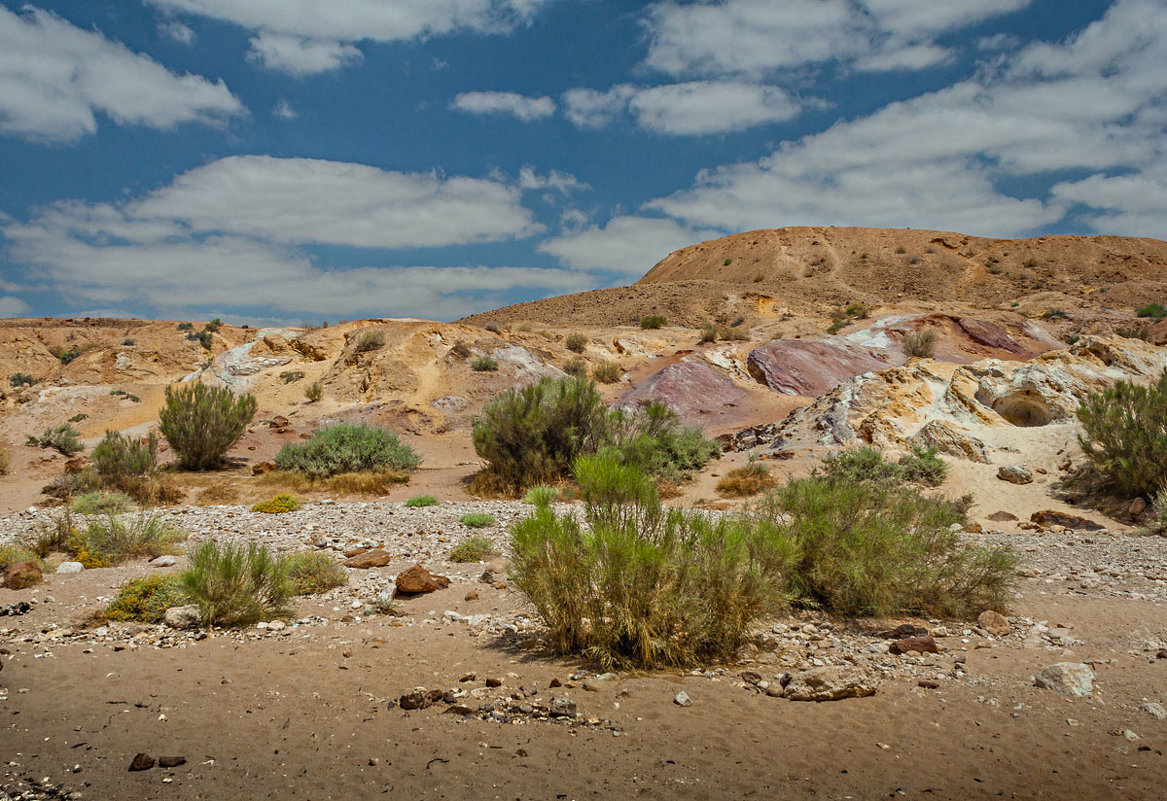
<box><xmin>0</xmin><ymin>0</ymin><xmax>1164</xmax><ymax>324</ymax></box>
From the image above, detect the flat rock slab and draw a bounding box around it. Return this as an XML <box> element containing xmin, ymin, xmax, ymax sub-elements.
<box><xmin>1030</xmin><ymin>510</ymin><xmax>1105</xmax><ymax>531</ymax></box>
<box><xmin>344</xmin><ymin>549</ymin><xmax>392</xmax><ymax>569</ymax></box>
<box><xmin>784</xmin><ymin>666</ymin><xmax>879</xmax><ymax>702</ymax></box>
<box><xmin>997</xmin><ymin>465</ymin><xmax>1033</xmax><ymax>484</ymax></box>
<box><xmin>747</xmin><ymin>339</ymin><xmax>889</xmax><ymax>398</ymax></box>
<box><xmin>889</xmin><ymin>636</ymin><xmax>939</xmax><ymax>655</ymax></box>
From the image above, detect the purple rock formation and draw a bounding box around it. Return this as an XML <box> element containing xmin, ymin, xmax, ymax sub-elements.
<box><xmin>619</xmin><ymin>360</ymin><xmax>746</xmax><ymax>424</ymax></box>
<box><xmin>747</xmin><ymin>340</ymin><xmax>890</xmax><ymax>397</ymax></box>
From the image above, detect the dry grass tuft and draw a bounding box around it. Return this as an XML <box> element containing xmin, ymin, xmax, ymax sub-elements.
<box><xmin>716</xmin><ymin>463</ymin><xmax>778</xmax><ymax>497</ymax></box>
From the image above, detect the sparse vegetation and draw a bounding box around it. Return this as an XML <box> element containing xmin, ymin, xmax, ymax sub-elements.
<box><xmin>1136</xmin><ymin>303</ymin><xmax>1167</xmax><ymax>321</ymax></box>
<box><xmin>27</xmin><ymin>424</ymin><xmax>84</xmax><ymax>456</ymax></box>
<box><xmin>845</xmin><ymin>303</ymin><xmax>870</xmax><ymax>319</ymax></box>
<box><xmin>640</xmin><ymin>315</ymin><xmax>666</xmax><ymax>330</ymax></box>
<box><xmin>282</xmin><ymin>551</ymin><xmax>347</xmax><ymax>595</ymax></box>
<box><xmin>471</xmin><ymin>355</ymin><xmax>499</xmax><ymax>372</ymax></box>
<box><xmin>73</xmin><ymin>513</ymin><xmax>187</xmax><ymax>568</ymax></box>
<box><xmin>352</xmin><ymin>329</ymin><xmax>385</xmax><ymax>353</ymax></box>
<box><xmin>105</xmin><ymin>575</ymin><xmax>185</xmax><ymax>623</ymax></box>
<box><xmin>699</xmin><ymin>322</ymin><xmax>750</xmax><ymax>343</ymax></box>
<box><xmin>563</xmin><ymin>358</ymin><xmax>588</xmax><ymax>378</ymax></box>
<box><xmin>484</xmin><ymin>322</ymin><xmax>501</xmax><ymax>334</ymax></box>
<box><xmin>450</xmin><ymin>535</ymin><xmax>496</xmax><ymax>562</ymax></box>
<box><xmin>524</xmin><ymin>486</ymin><xmax>558</xmax><ymax>506</ymax></box>
<box><xmin>91</xmin><ymin>430</ymin><xmax>159</xmax><ymax>501</ymax></box>
<box><xmin>122</xmin><ymin>338</ymin><xmax>135</xmax><ymax>346</ymax></box>
<box><xmin>158</xmin><ymin>383</ymin><xmax>257</xmax><ymax>470</ymax></box>
<box><xmin>461</xmin><ymin>512</ymin><xmax>496</xmax><ymax>528</ymax></box>
<box><xmin>274</xmin><ymin>423</ymin><xmax>420</xmax><ymax>479</ymax></box>
<box><xmin>716</xmin><ymin>463</ymin><xmax>778</xmax><ymax>497</ymax></box>
<box><xmin>449</xmin><ymin>341</ymin><xmax>471</xmax><ymax>359</ymax></box>
<box><xmin>1115</xmin><ymin>323</ymin><xmax>1151</xmax><ymax>341</ymax></box>
<box><xmin>1077</xmin><ymin>371</ymin><xmax>1167</xmax><ymax>497</ymax></box>
<box><xmin>110</xmin><ymin>389</ymin><xmax>141</xmax><ymax>402</ymax></box>
<box><xmin>591</xmin><ymin>360</ymin><xmax>622</xmax><ymax>384</ymax></box>
<box><xmin>723</xmin><ymin>257</ymin><xmax>733</xmax><ymax>266</ymax></box>
<box><xmin>0</xmin><ymin>543</ymin><xmax>45</xmax><ymax>575</ymax></box>
<box><xmin>9</xmin><ymin>372</ymin><xmax>35</xmax><ymax>387</ymax></box>
<box><xmin>565</xmin><ymin>332</ymin><xmax>588</xmax><ymax>353</ymax></box>
<box><xmin>819</xmin><ymin>446</ymin><xmax>946</xmax><ymax>488</ymax></box>
<box><xmin>250</xmin><ymin>494</ymin><xmax>301</xmax><ymax>514</ymax></box>
<box><xmin>0</xmin><ymin>447</ymin><xmax>8</xmax><ymax>476</ymax></box>
<box><xmin>902</xmin><ymin>329</ymin><xmax>938</xmax><ymax>358</ymax></box>
<box><xmin>304</xmin><ymin>381</ymin><xmax>323</xmax><ymax>403</ymax></box>
<box><xmin>180</xmin><ymin>541</ymin><xmax>292</xmax><ymax>627</ymax></box>
<box><xmin>753</xmin><ymin>273</ymin><xmax>764</xmax><ymax>283</ymax></box>
<box><xmin>404</xmin><ymin>495</ymin><xmax>439</xmax><ymax>508</ymax></box>
<box><xmin>177</xmin><ymin>322</ymin><xmax>194</xmax><ymax>331</ymax></box>
<box><xmin>71</xmin><ymin>490</ymin><xmax>132</xmax><ymax>516</ymax></box>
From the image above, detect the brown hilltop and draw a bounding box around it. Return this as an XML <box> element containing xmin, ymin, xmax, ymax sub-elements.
<box><xmin>461</xmin><ymin>226</ymin><xmax>1167</xmax><ymax>328</ymax></box>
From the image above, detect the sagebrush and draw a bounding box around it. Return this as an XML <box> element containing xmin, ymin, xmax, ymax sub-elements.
<box><xmin>1077</xmin><ymin>371</ymin><xmax>1167</xmax><ymax>496</ymax></box>
<box><xmin>274</xmin><ymin>423</ymin><xmax>420</xmax><ymax>479</ymax></box>
<box><xmin>159</xmin><ymin>383</ymin><xmax>256</xmax><ymax>470</ymax></box>
<box><xmin>180</xmin><ymin>541</ymin><xmax>292</xmax><ymax>627</ymax></box>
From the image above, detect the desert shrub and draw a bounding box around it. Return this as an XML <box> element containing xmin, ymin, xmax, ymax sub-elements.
<box><xmin>92</xmin><ymin>430</ymin><xmax>159</xmax><ymax>499</ymax></box>
<box><xmin>18</xmin><ymin>508</ymin><xmax>78</xmax><ymax>558</ymax></box>
<box><xmin>753</xmin><ymin>274</ymin><xmax>764</xmax><ymax>283</ymax></box>
<box><xmin>640</xmin><ymin>315</ymin><xmax>666</xmax><ymax>330</ymax></box>
<box><xmin>902</xmin><ymin>329</ymin><xmax>938</xmax><ymax>358</ymax></box>
<box><xmin>304</xmin><ymin>381</ymin><xmax>323</xmax><ymax>403</ymax></box>
<box><xmin>826</xmin><ymin>319</ymin><xmax>848</xmax><ymax>334</ymax></box>
<box><xmin>71</xmin><ymin>490</ymin><xmax>132</xmax><ymax>516</ymax></box>
<box><xmin>716</xmin><ymin>463</ymin><xmax>778</xmax><ymax>497</ymax></box>
<box><xmin>74</xmin><ymin>513</ymin><xmax>187</xmax><ymax>568</ymax></box>
<box><xmin>274</xmin><ymin>423</ymin><xmax>420</xmax><ymax>479</ymax></box>
<box><xmin>282</xmin><ymin>551</ymin><xmax>347</xmax><ymax>595</ymax></box>
<box><xmin>158</xmin><ymin>383</ymin><xmax>257</xmax><ymax>470</ymax></box>
<box><xmin>450</xmin><ymin>535</ymin><xmax>497</xmax><ymax>562</ymax></box>
<box><xmin>9</xmin><ymin>373</ymin><xmax>35</xmax><ymax>387</ymax></box>
<box><xmin>563</xmin><ymin>357</ymin><xmax>588</xmax><ymax>378</ymax></box>
<box><xmin>1136</xmin><ymin>303</ymin><xmax>1167</xmax><ymax>321</ymax></box>
<box><xmin>327</xmin><ymin>471</ymin><xmax>407</xmax><ymax>494</ymax></box>
<box><xmin>845</xmin><ymin>303</ymin><xmax>870</xmax><ymax>319</ymax></box>
<box><xmin>484</xmin><ymin>321</ymin><xmax>501</xmax><ymax>334</ymax></box>
<box><xmin>1077</xmin><ymin>371</ymin><xmax>1167</xmax><ymax>496</ymax></box>
<box><xmin>0</xmin><ymin>447</ymin><xmax>8</xmax><ymax>476</ymax></box>
<box><xmin>591</xmin><ymin>360</ymin><xmax>622</xmax><ymax>384</ymax></box>
<box><xmin>122</xmin><ymin>338</ymin><xmax>135</xmax><ymax>346</ymax></box>
<box><xmin>565</xmin><ymin>333</ymin><xmax>588</xmax><ymax>353</ymax></box>
<box><xmin>352</xmin><ymin>329</ymin><xmax>385</xmax><ymax>353</ymax></box>
<box><xmin>449</xmin><ymin>341</ymin><xmax>472</xmax><ymax>359</ymax></box>
<box><xmin>27</xmin><ymin>424</ymin><xmax>84</xmax><ymax>456</ymax></box>
<box><xmin>105</xmin><ymin>575</ymin><xmax>186</xmax><ymax>623</ymax></box>
<box><xmin>1153</xmin><ymin>488</ymin><xmax>1167</xmax><ymax>530</ymax></box>
<box><xmin>404</xmin><ymin>495</ymin><xmax>438</xmax><ymax>508</ymax></box>
<box><xmin>1115</xmin><ymin>323</ymin><xmax>1150</xmax><ymax>340</ymax></box>
<box><xmin>609</xmin><ymin>402</ymin><xmax>720</xmax><ymax>482</ymax></box>
<box><xmin>471</xmin><ymin>355</ymin><xmax>499</xmax><ymax>372</ymax></box>
<box><xmin>190</xmin><ymin>329</ymin><xmax>213</xmax><ymax>349</ymax></box>
<box><xmin>898</xmin><ymin>446</ymin><xmax>947</xmax><ymax>486</ymax></box>
<box><xmin>177</xmin><ymin>322</ymin><xmax>194</xmax><ymax>331</ymax></box>
<box><xmin>180</xmin><ymin>541</ymin><xmax>292</xmax><ymax>627</ymax></box>
<box><xmin>719</xmin><ymin>325</ymin><xmax>750</xmax><ymax>341</ymax></box>
<box><xmin>250</xmin><ymin>494</ymin><xmax>300</xmax><ymax>514</ymax></box>
<box><xmin>510</xmin><ymin>458</ymin><xmax>794</xmax><ymax>668</ymax></box>
<box><xmin>204</xmin><ymin>318</ymin><xmax>222</xmax><ymax>333</ymax></box>
<box><xmin>698</xmin><ymin>325</ymin><xmax>718</xmax><ymax>344</ymax></box>
<box><xmin>40</xmin><ymin>469</ymin><xmax>100</xmax><ymax>502</ymax></box>
<box><xmin>524</xmin><ymin>486</ymin><xmax>558</xmax><ymax>506</ymax></box>
<box><xmin>757</xmin><ymin>476</ymin><xmax>1016</xmax><ymax>617</ymax></box>
<box><xmin>110</xmin><ymin>389</ymin><xmax>141</xmax><ymax>402</ymax></box>
<box><xmin>0</xmin><ymin>543</ymin><xmax>45</xmax><ymax>574</ymax></box>
<box><xmin>461</xmin><ymin>512</ymin><xmax>496</xmax><ymax>528</ymax></box>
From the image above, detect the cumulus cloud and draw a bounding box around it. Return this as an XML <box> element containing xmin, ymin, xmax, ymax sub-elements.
<box><xmin>0</xmin><ymin>6</ymin><xmax>244</xmax><ymax>143</ymax></box>
<box><xmin>539</xmin><ymin>215</ymin><xmax>721</xmax><ymax>274</ymax></box>
<box><xmin>0</xmin><ymin>156</ymin><xmax>578</xmax><ymax>319</ymax></box>
<box><xmin>148</xmin><ymin>0</ymin><xmax>552</xmax><ymax>75</ymax></box>
<box><xmin>563</xmin><ymin>81</ymin><xmax>802</xmax><ymax>135</ymax></box>
<box><xmin>642</xmin><ymin>0</ymin><xmax>1032</xmax><ymax>78</ymax></box>
<box><xmin>0</xmin><ymin>295</ymin><xmax>31</xmax><ymax>317</ymax></box>
<box><xmin>272</xmin><ymin>99</ymin><xmax>297</xmax><ymax>119</ymax></box>
<box><xmin>451</xmin><ymin>91</ymin><xmax>556</xmax><ymax>121</ymax></box>
<box><xmin>159</xmin><ymin>20</ymin><xmax>196</xmax><ymax>45</ymax></box>
<box><xmin>626</xmin><ymin>0</ymin><xmax>1167</xmax><ymax>239</ymax></box>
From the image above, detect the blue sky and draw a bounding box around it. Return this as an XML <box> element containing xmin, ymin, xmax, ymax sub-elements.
<box><xmin>0</xmin><ymin>0</ymin><xmax>1163</xmax><ymax>323</ymax></box>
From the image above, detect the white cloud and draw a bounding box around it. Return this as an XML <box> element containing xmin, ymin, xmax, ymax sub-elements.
<box><xmin>272</xmin><ymin>99</ymin><xmax>297</xmax><ymax>119</ymax></box>
<box><xmin>2</xmin><ymin>156</ymin><xmax>588</xmax><ymax>319</ymax></box>
<box><xmin>516</xmin><ymin>166</ymin><xmax>587</xmax><ymax>194</ymax></box>
<box><xmin>642</xmin><ymin>0</ymin><xmax>1033</xmax><ymax>78</ymax></box>
<box><xmin>247</xmin><ymin>32</ymin><xmax>363</xmax><ymax>75</ymax></box>
<box><xmin>148</xmin><ymin>0</ymin><xmax>552</xmax><ymax>75</ymax></box>
<box><xmin>628</xmin><ymin>0</ymin><xmax>1167</xmax><ymax>239</ymax></box>
<box><xmin>563</xmin><ymin>81</ymin><xmax>802</xmax><ymax>135</ymax></box>
<box><xmin>451</xmin><ymin>91</ymin><xmax>556</xmax><ymax>121</ymax></box>
<box><xmin>159</xmin><ymin>20</ymin><xmax>196</xmax><ymax>45</ymax></box>
<box><xmin>0</xmin><ymin>296</ymin><xmax>31</xmax><ymax>317</ymax></box>
<box><xmin>539</xmin><ymin>215</ymin><xmax>721</xmax><ymax>274</ymax></box>
<box><xmin>0</xmin><ymin>6</ymin><xmax>244</xmax><ymax>143</ymax></box>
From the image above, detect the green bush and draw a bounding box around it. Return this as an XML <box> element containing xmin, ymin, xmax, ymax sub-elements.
<box><xmin>40</xmin><ymin>469</ymin><xmax>100</xmax><ymax>502</ymax></box>
<box><xmin>1153</xmin><ymin>488</ymin><xmax>1167</xmax><ymax>531</ymax></box>
<box><xmin>75</xmin><ymin>513</ymin><xmax>187</xmax><ymax>568</ymax></box>
<box><xmin>523</xmin><ymin>486</ymin><xmax>558</xmax><ymax>506</ymax></box>
<box><xmin>510</xmin><ymin>457</ymin><xmax>793</xmax><ymax>669</ymax></box>
<box><xmin>1136</xmin><ymin>303</ymin><xmax>1166</xmax><ymax>321</ymax></box>
<box><xmin>461</xmin><ymin>512</ymin><xmax>496</xmax><ymax>528</ymax></box>
<box><xmin>27</xmin><ymin>424</ymin><xmax>84</xmax><ymax>456</ymax></box>
<box><xmin>250</xmin><ymin>494</ymin><xmax>300</xmax><ymax>513</ymax></box>
<box><xmin>71</xmin><ymin>490</ymin><xmax>133</xmax><ymax>516</ymax></box>
<box><xmin>565</xmin><ymin>333</ymin><xmax>588</xmax><ymax>353</ymax></box>
<box><xmin>274</xmin><ymin>423</ymin><xmax>420</xmax><ymax>479</ymax></box>
<box><xmin>92</xmin><ymin>430</ymin><xmax>158</xmax><ymax>495</ymax></box>
<box><xmin>471</xmin><ymin>355</ymin><xmax>499</xmax><ymax>372</ymax></box>
<box><xmin>404</xmin><ymin>495</ymin><xmax>438</xmax><ymax>508</ymax></box>
<box><xmin>9</xmin><ymin>373</ymin><xmax>35</xmax><ymax>387</ymax></box>
<box><xmin>471</xmin><ymin>376</ymin><xmax>717</xmax><ymax>495</ymax></box>
<box><xmin>158</xmin><ymin>383</ymin><xmax>257</xmax><ymax>470</ymax></box>
<box><xmin>304</xmin><ymin>381</ymin><xmax>323</xmax><ymax>403</ymax></box>
<box><xmin>180</xmin><ymin>541</ymin><xmax>292</xmax><ymax>627</ymax></box>
<box><xmin>105</xmin><ymin>575</ymin><xmax>186</xmax><ymax>623</ymax></box>
<box><xmin>1077</xmin><ymin>371</ymin><xmax>1167</xmax><ymax>496</ymax></box>
<box><xmin>563</xmin><ymin>357</ymin><xmax>588</xmax><ymax>378</ymax></box>
<box><xmin>757</xmin><ymin>476</ymin><xmax>1015</xmax><ymax>617</ymax></box>
<box><xmin>352</xmin><ymin>329</ymin><xmax>385</xmax><ymax>353</ymax></box>
<box><xmin>640</xmin><ymin>315</ymin><xmax>666</xmax><ymax>330</ymax></box>
<box><xmin>898</xmin><ymin>446</ymin><xmax>947</xmax><ymax>486</ymax></box>
<box><xmin>282</xmin><ymin>551</ymin><xmax>347</xmax><ymax>595</ymax></box>
<box><xmin>591</xmin><ymin>360</ymin><xmax>622</xmax><ymax>384</ymax></box>
<box><xmin>450</xmin><ymin>535</ymin><xmax>497</xmax><ymax>562</ymax></box>
<box><xmin>902</xmin><ymin>329</ymin><xmax>938</xmax><ymax>358</ymax></box>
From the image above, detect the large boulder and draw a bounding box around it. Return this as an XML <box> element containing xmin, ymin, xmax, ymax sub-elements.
<box><xmin>784</xmin><ymin>666</ymin><xmax>879</xmax><ymax>701</ymax></box>
<box><xmin>2</xmin><ymin>561</ymin><xmax>43</xmax><ymax>590</ymax></box>
<box><xmin>619</xmin><ymin>360</ymin><xmax>746</xmax><ymax>424</ymax></box>
<box><xmin>164</xmin><ymin>605</ymin><xmax>201</xmax><ymax>630</ymax></box>
<box><xmin>909</xmin><ymin>420</ymin><xmax>989</xmax><ymax>463</ymax></box>
<box><xmin>1035</xmin><ymin>663</ymin><xmax>1094</xmax><ymax>696</ymax></box>
<box><xmin>395</xmin><ymin>564</ymin><xmax>449</xmax><ymax>595</ymax></box>
<box><xmin>997</xmin><ymin>465</ymin><xmax>1033</xmax><ymax>485</ymax></box>
<box><xmin>747</xmin><ymin>339</ymin><xmax>889</xmax><ymax>398</ymax></box>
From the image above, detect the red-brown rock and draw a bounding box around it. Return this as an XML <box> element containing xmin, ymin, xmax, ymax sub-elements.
<box><xmin>747</xmin><ymin>339</ymin><xmax>890</xmax><ymax>397</ymax></box>
<box><xmin>3</xmin><ymin>561</ymin><xmax>43</xmax><ymax>590</ymax></box>
<box><xmin>889</xmin><ymin>636</ymin><xmax>939</xmax><ymax>655</ymax></box>
<box><xmin>395</xmin><ymin>564</ymin><xmax>449</xmax><ymax>594</ymax></box>
<box><xmin>343</xmin><ymin>549</ymin><xmax>392</xmax><ymax>569</ymax></box>
<box><xmin>1030</xmin><ymin>510</ymin><xmax>1105</xmax><ymax>531</ymax></box>
<box><xmin>251</xmin><ymin>461</ymin><xmax>277</xmax><ymax>475</ymax></box>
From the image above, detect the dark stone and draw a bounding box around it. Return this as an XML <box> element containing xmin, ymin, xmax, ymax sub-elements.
<box><xmin>878</xmin><ymin>623</ymin><xmax>928</xmax><ymax>640</ymax></box>
<box><xmin>128</xmin><ymin>754</ymin><xmax>155</xmax><ymax>772</ymax></box>
<box><xmin>395</xmin><ymin>564</ymin><xmax>449</xmax><ymax>594</ymax></box>
<box><xmin>399</xmin><ymin>688</ymin><xmax>433</xmax><ymax>710</ymax></box>
<box><xmin>889</xmin><ymin>636</ymin><xmax>939</xmax><ymax>655</ymax></box>
<box><xmin>1029</xmin><ymin>510</ymin><xmax>1105</xmax><ymax>531</ymax></box>
<box><xmin>986</xmin><ymin>511</ymin><xmax>1018</xmax><ymax>522</ymax></box>
<box><xmin>740</xmin><ymin>671</ymin><xmax>763</xmax><ymax>686</ymax></box>
<box><xmin>918</xmin><ymin>680</ymin><xmax>941</xmax><ymax>690</ymax></box>
<box><xmin>485</xmin><ymin>677</ymin><xmax>502</xmax><ymax>688</ymax></box>
<box><xmin>251</xmin><ymin>461</ymin><xmax>277</xmax><ymax>475</ymax></box>
<box><xmin>157</xmin><ymin>756</ymin><xmax>186</xmax><ymax>769</ymax></box>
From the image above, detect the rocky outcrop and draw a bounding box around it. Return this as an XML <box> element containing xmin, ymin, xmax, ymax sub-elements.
<box><xmin>746</xmin><ymin>339</ymin><xmax>890</xmax><ymax>397</ymax></box>
<box><xmin>619</xmin><ymin>360</ymin><xmax>747</xmax><ymax>424</ymax></box>
<box><xmin>909</xmin><ymin>420</ymin><xmax>989</xmax><ymax>463</ymax></box>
